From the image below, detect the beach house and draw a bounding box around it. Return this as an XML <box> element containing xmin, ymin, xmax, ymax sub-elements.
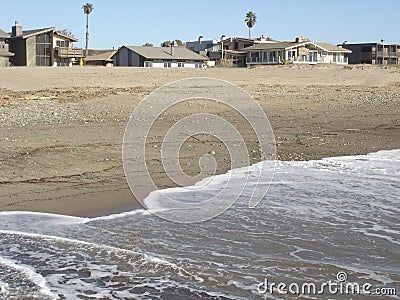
<box><xmin>0</xmin><ymin>29</ymin><xmax>14</xmax><ymax>67</ymax></box>
<box><xmin>339</xmin><ymin>42</ymin><xmax>400</xmax><ymax>65</ymax></box>
<box><xmin>8</xmin><ymin>21</ymin><xmax>83</xmax><ymax>67</ymax></box>
<box><xmin>245</xmin><ymin>36</ymin><xmax>352</xmax><ymax>65</ymax></box>
<box><xmin>113</xmin><ymin>45</ymin><xmax>207</xmax><ymax>68</ymax></box>
<box><xmin>214</xmin><ymin>36</ymin><xmax>278</xmax><ymax>67</ymax></box>
<box><xmin>85</xmin><ymin>50</ymin><xmax>116</xmax><ymax>66</ymax></box>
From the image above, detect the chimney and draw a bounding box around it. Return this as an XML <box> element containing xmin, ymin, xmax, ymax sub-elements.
<box><xmin>198</xmin><ymin>35</ymin><xmax>204</xmax><ymax>44</ymax></box>
<box><xmin>12</xmin><ymin>21</ymin><xmax>23</xmax><ymax>37</ymax></box>
<box><xmin>170</xmin><ymin>40</ymin><xmax>177</xmax><ymax>56</ymax></box>
<box><xmin>295</xmin><ymin>36</ymin><xmax>310</xmax><ymax>43</ymax></box>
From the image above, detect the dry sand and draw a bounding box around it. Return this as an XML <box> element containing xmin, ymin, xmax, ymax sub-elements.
<box><xmin>0</xmin><ymin>65</ymin><xmax>399</xmax><ymax>216</ymax></box>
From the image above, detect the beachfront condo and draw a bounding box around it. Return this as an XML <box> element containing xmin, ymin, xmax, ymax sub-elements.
<box><xmin>339</xmin><ymin>42</ymin><xmax>400</xmax><ymax>65</ymax></box>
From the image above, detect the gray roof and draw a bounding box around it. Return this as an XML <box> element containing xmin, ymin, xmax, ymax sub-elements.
<box><xmin>124</xmin><ymin>46</ymin><xmax>208</xmax><ymax>61</ymax></box>
<box><xmin>9</xmin><ymin>27</ymin><xmax>55</xmax><ymax>39</ymax></box>
<box><xmin>0</xmin><ymin>29</ymin><xmax>9</xmax><ymax>39</ymax></box>
<box><xmin>54</xmin><ymin>31</ymin><xmax>78</xmax><ymax>42</ymax></box>
<box><xmin>314</xmin><ymin>42</ymin><xmax>352</xmax><ymax>53</ymax></box>
<box><xmin>8</xmin><ymin>27</ymin><xmax>78</xmax><ymax>42</ymax></box>
<box><xmin>244</xmin><ymin>42</ymin><xmax>302</xmax><ymax>50</ymax></box>
<box><xmin>86</xmin><ymin>50</ymin><xmax>117</xmax><ymax>62</ymax></box>
<box><xmin>245</xmin><ymin>41</ymin><xmax>352</xmax><ymax>53</ymax></box>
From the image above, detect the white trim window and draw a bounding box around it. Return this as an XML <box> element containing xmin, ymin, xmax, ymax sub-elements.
<box><xmin>178</xmin><ymin>62</ymin><xmax>185</xmax><ymax>68</ymax></box>
<box><xmin>333</xmin><ymin>53</ymin><xmax>340</xmax><ymax>63</ymax></box>
<box><xmin>288</xmin><ymin>50</ymin><xmax>296</xmax><ymax>61</ymax></box>
<box><xmin>164</xmin><ymin>62</ymin><xmax>172</xmax><ymax>68</ymax></box>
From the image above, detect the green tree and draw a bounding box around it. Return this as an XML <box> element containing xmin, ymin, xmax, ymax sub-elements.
<box><xmin>174</xmin><ymin>39</ymin><xmax>184</xmax><ymax>46</ymax></box>
<box><xmin>161</xmin><ymin>40</ymin><xmax>172</xmax><ymax>47</ymax></box>
<box><xmin>143</xmin><ymin>42</ymin><xmax>154</xmax><ymax>47</ymax></box>
<box><xmin>83</xmin><ymin>3</ymin><xmax>94</xmax><ymax>58</ymax></box>
<box><xmin>58</xmin><ymin>29</ymin><xmax>74</xmax><ymax>37</ymax></box>
<box><xmin>245</xmin><ymin>11</ymin><xmax>257</xmax><ymax>38</ymax></box>
<box><xmin>161</xmin><ymin>39</ymin><xmax>184</xmax><ymax>47</ymax></box>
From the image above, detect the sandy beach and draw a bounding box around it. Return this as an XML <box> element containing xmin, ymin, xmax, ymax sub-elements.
<box><xmin>0</xmin><ymin>65</ymin><xmax>399</xmax><ymax>216</ymax></box>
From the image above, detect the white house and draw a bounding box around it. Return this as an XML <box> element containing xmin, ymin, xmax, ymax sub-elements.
<box><xmin>186</xmin><ymin>36</ymin><xmax>220</xmax><ymax>54</ymax></box>
<box><xmin>245</xmin><ymin>36</ymin><xmax>352</xmax><ymax>65</ymax></box>
<box><xmin>113</xmin><ymin>45</ymin><xmax>208</xmax><ymax>68</ymax></box>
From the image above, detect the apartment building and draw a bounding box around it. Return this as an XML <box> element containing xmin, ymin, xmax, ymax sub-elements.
<box><xmin>339</xmin><ymin>42</ymin><xmax>399</xmax><ymax>65</ymax></box>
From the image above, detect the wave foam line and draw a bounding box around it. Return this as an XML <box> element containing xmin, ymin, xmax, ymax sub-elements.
<box><xmin>0</xmin><ymin>256</ymin><xmax>57</xmax><ymax>299</ymax></box>
<box><xmin>0</xmin><ymin>230</ymin><xmax>194</xmax><ymax>279</ymax></box>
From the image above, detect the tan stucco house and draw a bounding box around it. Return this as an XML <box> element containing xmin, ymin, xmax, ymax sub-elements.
<box><xmin>245</xmin><ymin>36</ymin><xmax>352</xmax><ymax>65</ymax></box>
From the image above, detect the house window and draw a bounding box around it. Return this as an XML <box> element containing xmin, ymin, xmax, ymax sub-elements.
<box><xmin>164</xmin><ymin>62</ymin><xmax>172</xmax><ymax>68</ymax></box>
<box><xmin>178</xmin><ymin>62</ymin><xmax>185</xmax><ymax>67</ymax></box>
<box><xmin>56</xmin><ymin>57</ymin><xmax>69</xmax><ymax>66</ymax></box>
<box><xmin>288</xmin><ymin>50</ymin><xmax>296</xmax><ymax>60</ymax></box>
<box><xmin>144</xmin><ymin>61</ymin><xmax>153</xmax><ymax>67</ymax></box>
<box><xmin>321</xmin><ymin>51</ymin><xmax>327</xmax><ymax>56</ymax></box>
<box><xmin>56</xmin><ymin>40</ymin><xmax>70</xmax><ymax>47</ymax></box>
<box><xmin>35</xmin><ymin>32</ymin><xmax>51</xmax><ymax>66</ymax></box>
<box><xmin>270</xmin><ymin>51</ymin><xmax>276</xmax><ymax>62</ymax></box>
<box><xmin>333</xmin><ymin>53</ymin><xmax>341</xmax><ymax>63</ymax></box>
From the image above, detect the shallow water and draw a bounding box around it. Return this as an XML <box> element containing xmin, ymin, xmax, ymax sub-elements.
<box><xmin>0</xmin><ymin>150</ymin><xmax>399</xmax><ymax>299</ymax></box>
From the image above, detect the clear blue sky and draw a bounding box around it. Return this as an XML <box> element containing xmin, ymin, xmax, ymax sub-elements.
<box><xmin>1</xmin><ymin>0</ymin><xmax>399</xmax><ymax>49</ymax></box>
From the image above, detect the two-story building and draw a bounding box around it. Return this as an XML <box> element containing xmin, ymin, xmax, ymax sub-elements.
<box><xmin>0</xmin><ymin>29</ymin><xmax>14</xmax><ymax>67</ymax></box>
<box><xmin>217</xmin><ymin>36</ymin><xmax>278</xmax><ymax>67</ymax></box>
<box><xmin>8</xmin><ymin>21</ymin><xmax>83</xmax><ymax>67</ymax></box>
<box><xmin>339</xmin><ymin>42</ymin><xmax>399</xmax><ymax>65</ymax></box>
<box><xmin>186</xmin><ymin>36</ymin><xmax>220</xmax><ymax>56</ymax></box>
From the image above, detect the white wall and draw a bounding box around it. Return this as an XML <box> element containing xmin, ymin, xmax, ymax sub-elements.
<box><xmin>53</xmin><ymin>36</ymin><xmax>72</xmax><ymax>48</ymax></box>
<box><xmin>144</xmin><ymin>61</ymin><xmax>205</xmax><ymax>68</ymax></box>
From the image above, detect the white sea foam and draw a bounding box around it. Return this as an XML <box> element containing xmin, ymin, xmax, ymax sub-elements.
<box><xmin>0</xmin><ymin>256</ymin><xmax>56</xmax><ymax>299</ymax></box>
<box><xmin>84</xmin><ymin>208</ymin><xmax>150</xmax><ymax>224</ymax></box>
<box><xmin>0</xmin><ymin>280</ymin><xmax>9</xmax><ymax>298</ymax></box>
<box><xmin>0</xmin><ymin>150</ymin><xmax>398</xmax><ymax>299</ymax></box>
<box><xmin>0</xmin><ymin>210</ymin><xmax>89</xmax><ymax>225</ymax></box>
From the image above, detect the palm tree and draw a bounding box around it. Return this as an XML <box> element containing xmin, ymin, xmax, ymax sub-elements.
<box><xmin>83</xmin><ymin>3</ymin><xmax>94</xmax><ymax>59</ymax></box>
<box><xmin>245</xmin><ymin>11</ymin><xmax>257</xmax><ymax>38</ymax></box>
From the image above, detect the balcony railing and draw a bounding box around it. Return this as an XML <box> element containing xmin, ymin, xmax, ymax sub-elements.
<box><xmin>246</xmin><ymin>56</ymin><xmax>348</xmax><ymax>64</ymax></box>
<box><xmin>320</xmin><ymin>56</ymin><xmax>348</xmax><ymax>64</ymax></box>
<box><xmin>0</xmin><ymin>43</ymin><xmax>14</xmax><ymax>57</ymax></box>
<box><xmin>56</xmin><ymin>47</ymin><xmax>84</xmax><ymax>58</ymax></box>
<box><xmin>376</xmin><ymin>51</ymin><xmax>400</xmax><ymax>57</ymax></box>
<box><xmin>246</xmin><ymin>57</ymin><xmax>279</xmax><ymax>64</ymax></box>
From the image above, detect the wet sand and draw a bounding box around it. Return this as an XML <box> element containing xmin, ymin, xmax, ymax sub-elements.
<box><xmin>0</xmin><ymin>65</ymin><xmax>399</xmax><ymax>216</ymax></box>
